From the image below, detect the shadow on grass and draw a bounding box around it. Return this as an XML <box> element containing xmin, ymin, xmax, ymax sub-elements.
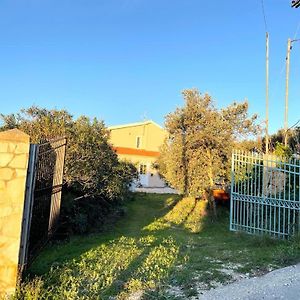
<box><xmin>22</xmin><ymin>194</ymin><xmax>212</xmax><ymax>299</ymax></box>
<box><xmin>27</xmin><ymin>193</ymin><xmax>179</xmax><ymax>276</ymax></box>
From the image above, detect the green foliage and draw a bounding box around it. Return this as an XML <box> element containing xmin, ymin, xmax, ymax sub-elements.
<box><xmin>10</xmin><ymin>278</ymin><xmax>45</xmax><ymax>300</ymax></box>
<box><xmin>274</xmin><ymin>235</ymin><xmax>300</xmax><ymax>265</ymax></box>
<box><xmin>235</xmin><ymin>139</ymin><xmax>262</xmax><ymax>152</ymax></box>
<box><xmin>61</xmin><ymin>191</ymin><xmax>131</xmax><ymax>234</ymax></box>
<box><xmin>274</xmin><ymin>142</ymin><xmax>293</xmax><ymax>159</ymax></box>
<box><xmin>143</xmin><ymin>197</ymin><xmax>208</xmax><ymax>233</ymax></box>
<box><xmin>269</xmin><ymin>127</ymin><xmax>300</xmax><ymax>155</ymax></box>
<box><xmin>158</xmin><ymin>89</ymin><xmax>259</xmax><ymax>196</ymax></box>
<box><xmin>0</xmin><ymin>106</ymin><xmax>72</xmax><ymax>142</ymax></box>
<box><xmin>71</xmin><ymin>212</ymin><xmax>89</xmax><ymax>234</ymax></box>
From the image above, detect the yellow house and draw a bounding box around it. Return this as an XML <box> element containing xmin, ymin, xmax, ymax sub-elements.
<box><xmin>108</xmin><ymin>120</ymin><xmax>166</xmax><ymax>188</ymax></box>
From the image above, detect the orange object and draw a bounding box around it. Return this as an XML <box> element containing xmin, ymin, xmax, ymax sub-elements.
<box><xmin>213</xmin><ymin>189</ymin><xmax>230</xmax><ymax>201</ymax></box>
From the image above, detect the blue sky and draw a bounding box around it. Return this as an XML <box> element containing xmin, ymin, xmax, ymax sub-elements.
<box><xmin>0</xmin><ymin>0</ymin><xmax>299</xmax><ymax>133</ymax></box>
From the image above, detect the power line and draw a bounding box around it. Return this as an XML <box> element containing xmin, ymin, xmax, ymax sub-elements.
<box><xmin>293</xmin><ymin>20</ymin><xmax>300</xmax><ymax>39</ymax></box>
<box><xmin>261</xmin><ymin>0</ymin><xmax>268</xmax><ymax>32</ymax></box>
<box><xmin>288</xmin><ymin>119</ymin><xmax>300</xmax><ymax>131</ymax></box>
<box><xmin>260</xmin><ymin>0</ymin><xmax>269</xmax><ymax>153</ymax></box>
<box><xmin>279</xmin><ymin>18</ymin><xmax>300</xmax><ymax>75</ymax></box>
<box><xmin>282</xmin><ymin>19</ymin><xmax>300</xmax><ymax>92</ymax></box>
<box><xmin>265</xmin><ymin>32</ymin><xmax>270</xmax><ymax>154</ymax></box>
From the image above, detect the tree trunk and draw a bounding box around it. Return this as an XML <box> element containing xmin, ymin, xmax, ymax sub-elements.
<box><xmin>207</xmin><ymin>149</ymin><xmax>217</xmax><ymax>217</ymax></box>
<box><xmin>181</xmin><ymin>126</ymin><xmax>188</xmax><ymax>196</ymax></box>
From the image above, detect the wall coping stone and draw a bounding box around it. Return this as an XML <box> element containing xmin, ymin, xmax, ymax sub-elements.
<box><xmin>0</xmin><ymin>129</ymin><xmax>30</xmax><ymax>143</ymax></box>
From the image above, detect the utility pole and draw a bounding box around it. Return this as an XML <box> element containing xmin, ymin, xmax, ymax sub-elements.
<box><xmin>284</xmin><ymin>38</ymin><xmax>291</xmax><ymax>147</ymax></box>
<box><xmin>265</xmin><ymin>32</ymin><xmax>269</xmax><ymax>154</ymax></box>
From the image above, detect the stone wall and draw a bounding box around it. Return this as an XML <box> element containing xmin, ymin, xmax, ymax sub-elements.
<box><xmin>0</xmin><ymin>129</ymin><xmax>30</xmax><ymax>296</ymax></box>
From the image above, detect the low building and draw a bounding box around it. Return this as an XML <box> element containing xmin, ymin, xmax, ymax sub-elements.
<box><xmin>108</xmin><ymin>120</ymin><xmax>166</xmax><ymax>188</ymax></box>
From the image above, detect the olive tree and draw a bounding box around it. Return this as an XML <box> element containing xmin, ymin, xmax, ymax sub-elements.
<box><xmin>158</xmin><ymin>89</ymin><xmax>259</xmax><ymax>212</ymax></box>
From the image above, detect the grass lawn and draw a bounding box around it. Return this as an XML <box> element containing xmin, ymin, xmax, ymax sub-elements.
<box><xmin>17</xmin><ymin>193</ymin><xmax>300</xmax><ymax>299</ymax></box>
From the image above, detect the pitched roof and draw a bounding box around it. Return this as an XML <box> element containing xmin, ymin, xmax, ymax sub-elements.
<box><xmin>108</xmin><ymin>120</ymin><xmax>163</xmax><ymax>130</ymax></box>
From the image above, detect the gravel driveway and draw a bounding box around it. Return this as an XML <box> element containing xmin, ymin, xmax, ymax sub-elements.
<box><xmin>134</xmin><ymin>187</ymin><xmax>178</xmax><ymax>194</ymax></box>
<box><xmin>199</xmin><ymin>264</ymin><xmax>300</xmax><ymax>300</ymax></box>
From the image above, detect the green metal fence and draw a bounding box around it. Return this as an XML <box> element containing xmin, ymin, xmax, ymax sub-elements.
<box><xmin>230</xmin><ymin>150</ymin><xmax>300</xmax><ymax>238</ymax></box>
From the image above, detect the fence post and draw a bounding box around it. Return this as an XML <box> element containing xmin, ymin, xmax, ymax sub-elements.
<box><xmin>18</xmin><ymin>144</ymin><xmax>38</xmax><ymax>271</ymax></box>
<box><xmin>0</xmin><ymin>129</ymin><xmax>30</xmax><ymax>296</ymax></box>
<box><xmin>230</xmin><ymin>150</ymin><xmax>235</xmax><ymax>231</ymax></box>
<box><xmin>48</xmin><ymin>138</ymin><xmax>67</xmax><ymax>235</ymax></box>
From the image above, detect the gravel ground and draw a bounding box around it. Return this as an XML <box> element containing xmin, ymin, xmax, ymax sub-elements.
<box><xmin>134</xmin><ymin>187</ymin><xmax>178</xmax><ymax>194</ymax></box>
<box><xmin>199</xmin><ymin>263</ymin><xmax>300</xmax><ymax>300</ymax></box>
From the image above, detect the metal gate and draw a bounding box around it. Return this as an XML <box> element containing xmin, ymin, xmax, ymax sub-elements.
<box><xmin>19</xmin><ymin>137</ymin><xmax>67</xmax><ymax>270</ymax></box>
<box><xmin>230</xmin><ymin>150</ymin><xmax>300</xmax><ymax>238</ymax></box>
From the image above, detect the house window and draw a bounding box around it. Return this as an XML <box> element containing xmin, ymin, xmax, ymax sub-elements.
<box><xmin>139</xmin><ymin>164</ymin><xmax>147</xmax><ymax>175</ymax></box>
<box><xmin>136</xmin><ymin>136</ymin><xmax>141</xmax><ymax>148</ymax></box>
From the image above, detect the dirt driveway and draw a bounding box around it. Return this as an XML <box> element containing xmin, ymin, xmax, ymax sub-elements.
<box><xmin>199</xmin><ymin>263</ymin><xmax>300</xmax><ymax>300</ymax></box>
<box><xmin>134</xmin><ymin>186</ymin><xmax>178</xmax><ymax>194</ymax></box>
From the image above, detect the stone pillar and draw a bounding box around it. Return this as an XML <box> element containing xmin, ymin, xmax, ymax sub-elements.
<box><xmin>0</xmin><ymin>129</ymin><xmax>30</xmax><ymax>296</ymax></box>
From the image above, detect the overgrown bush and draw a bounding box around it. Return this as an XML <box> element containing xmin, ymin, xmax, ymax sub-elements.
<box><xmin>60</xmin><ymin>190</ymin><xmax>131</xmax><ymax>234</ymax></box>
<box><xmin>0</xmin><ymin>106</ymin><xmax>138</xmax><ymax>233</ymax></box>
